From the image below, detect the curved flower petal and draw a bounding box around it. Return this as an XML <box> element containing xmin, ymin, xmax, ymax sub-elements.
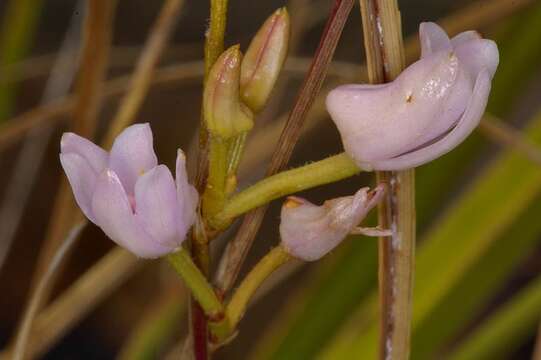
<box><xmin>60</xmin><ymin>132</ymin><xmax>108</xmax><ymax>174</ymax></box>
<box><xmin>91</xmin><ymin>169</ymin><xmax>172</xmax><ymax>258</ymax></box>
<box><xmin>451</xmin><ymin>30</ymin><xmax>481</xmax><ymax>47</ymax></box>
<box><xmin>109</xmin><ymin>123</ymin><xmax>158</xmax><ymax>194</ymax></box>
<box><xmin>454</xmin><ymin>38</ymin><xmax>499</xmax><ymax>79</ymax></box>
<box><xmin>326</xmin><ymin>50</ymin><xmax>471</xmax><ymax>168</ymax></box>
<box><xmin>176</xmin><ymin>149</ymin><xmax>199</xmax><ymax>234</ymax></box>
<box><xmin>134</xmin><ymin>165</ymin><xmax>182</xmax><ymax>249</ymax></box>
<box><xmin>59</xmin><ymin>153</ymin><xmax>99</xmax><ymax>223</ymax></box>
<box><xmin>419</xmin><ymin>22</ymin><xmax>451</xmax><ymax>57</ymax></box>
<box><xmin>280</xmin><ymin>186</ymin><xmax>385</xmax><ymax>261</ymax></box>
<box><xmin>371</xmin><ymin>69</ymin><xmax>491</xmax><ymax>170</ymax></box>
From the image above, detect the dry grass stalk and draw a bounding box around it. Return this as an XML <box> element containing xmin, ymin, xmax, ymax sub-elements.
<box><xmin>359</xmin><ymin>1</ymin><xmax>414</xmax><ymax>360</ymax></box>
<box><xmin>102</xmin><ymin>0</ymin><xmax>185</xmax><ymax>147</ymax></box>
<box><xmin>10</xmin><ymin>222</ymin><xmax>86</xmax><ymax>360</ymax></box>
<box><xmin>1</xmin><ymin>247</ymin><xmax>142</xmax><ymax>360</ymax></box>
<box><xmin>22</xmin><ymin>0</ymin><xmax>116</xmax><ymax>326</ymax></box>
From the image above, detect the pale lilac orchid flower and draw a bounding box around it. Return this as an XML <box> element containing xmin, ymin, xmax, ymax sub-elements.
<box><xmin>59</xmin><ymin>123</ymin><xmax>198</xmax><ymax>259</ymax></box>
<box><xmin>326</xmin><ymin>22</ymin><xmax>499</xmax><ymax>171</ymax></box>
<box><xmin>279</xmin><ymin>185</ymin><xmax>388</xmax><ymax>261</ymax></box>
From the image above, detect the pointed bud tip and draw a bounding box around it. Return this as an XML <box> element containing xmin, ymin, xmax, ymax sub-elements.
<box><xmin>240</xmin><ymin>8</ymin><xmax>290</xmax><ymax>113</ymax></box>
<box><xmin>204</xmin><ymin>45</ymin><xmax>254</xmax><ymax>138</ymax></box>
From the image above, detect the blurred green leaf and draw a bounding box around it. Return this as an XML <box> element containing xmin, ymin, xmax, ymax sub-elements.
<box><xmin>488</xmin><ymin>1</ymin><xmax>541</xmax><ymax>116</ymax></box>
<box><xmin>323</xmin><ymin>109</ymin><xmax>541</xmax><ymax>359</ymax></box>
<box><xmin>117</xmin><ymin>290</ymin><xmax>186</xmax><ymax>360</ymax></box>
<box><xmin>0</xmin><ymin>0</ymin><xmax>43</xmax><ymax>121</ymax></box>
<box><xmin>412</xmin><ymin>188</ymin><xmax>541</xmax><ymax>359</ymax></box>
<box><xmin>262</xmin><ymin>234</ymin><xmax>378</xmax><ymax>360</ymax></box>
<box><xmin>450</xmin><ymin>275</ymin><xmax>541</xmax><ymax>360</ymax></box>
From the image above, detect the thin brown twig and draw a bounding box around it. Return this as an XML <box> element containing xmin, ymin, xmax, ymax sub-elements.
<box><xmin>11</xmin><ymin>222</ymin><xmax>86</xmax><ymax>360</ymax></box>
<box><xmin>359</xmin><ymin>1</ymin><xmax>414</xmax><ymax>360</ymax></box>
<box><xmin>0</xmin><ymin>0</ymin><xmax>529</xmax><ymax>152</ymax></box>
<box><xmin>23</xmin><ymin>0</ymin><xmax>116</xmax><ymax>325</ymax></box>
<box><xmin>102</xmin><ymin>0</ymin><xmax>185</xmax><ymax>147</ymax></box>
<box><xmin>214</xmin><ymin>0</ymin><xmax>355</xmax><ymax>294</ymax></box>
<box><xmin>0</xmin><ymin>0</ymin><xmax>83</xmax><ymax>275</ymax></box>
<box><xmin>17</xmin><ymin>0</ymin><xmax>183</xmax><ymax>302</ymax></box>
<box><xmin>0</xmin><ymin>247</ymin><xmax>142</xmax><ymax>360</ymax></box>
<box><xmin>479</xmin><ymin>114</ymin><xmax>541</xmax><ymax>166</ymax></box>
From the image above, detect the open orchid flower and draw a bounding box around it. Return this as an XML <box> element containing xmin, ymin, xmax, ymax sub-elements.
<box><xmin>326</xmin><ymin>22</ymin><xmax>499</xmax><ymax>171</ymax></box>
<box><xmin>59</xmin><ymin>123</ymin><xmax>198</xmax><ymax>259</ymax></box>
<box><xmin>279</xmin><ymin>185</ymin><xmax>388</xmax><ymax>261</ymax></box>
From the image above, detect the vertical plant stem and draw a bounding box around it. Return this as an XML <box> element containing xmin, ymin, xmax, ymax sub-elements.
<box><xmin>189</xmin><ymin>1</ymin><xmax>229</xmax><ymax>359</ymax></box>
<box><xmin>27</xmin><ymin>0</ymin><xmax>116</xmax><ymax>314</ymax></box>
<box><xmin>359</xmin><ymin>1</ymin><xmax>415</xmax><ymax>359</ymax></box>
<box><xmin>215</xmin><ymin>0</ymin><xmax>356</xmax><ymax>295</ymax></box>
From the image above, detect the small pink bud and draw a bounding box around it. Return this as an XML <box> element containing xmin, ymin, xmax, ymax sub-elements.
<box><xmin>60</xmin><ymin>124</ymin><xmax>198</xmax><ymax>258</ymax></box>
<box><xmin>204</xmin><ymin>45</ymin><xmax>254</xmax><ymax>138</ymax></box>
<box><xmin>240</xmin><ymin>8</ymin><xmax>290</xmax><ymax>113</ymax></box>
<box><xmin>280</xmin><ymin>185</ymin><xmax>387</xmax><ymax>261</ymax></box>
<box><xmin>326</xmin><ymin>22</ymin><xmax>499</xmax><ymax>171</ymax></box>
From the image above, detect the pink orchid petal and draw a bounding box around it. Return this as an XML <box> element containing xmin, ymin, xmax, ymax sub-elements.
<box><xmin>454</xmin><ymin>38</ymin><xmax>499</xmax><ymax>79</ymax></box>
<box><xmin>91</xmin><ymin>169</ymin><xmax>172</xmax><ymax>258</ymax></box>
<box><xmin>176</xmin><ymin>149</ymin><xmax>199</xmax><ymax>233</ymax></box>
<box><xmin>280</xmin><ymin>186</ymin><xmax>385</xmax><ymax>261</ymax></box>
<box><xmin>326</xmin><ymin>50</ymin><xmax>471</xmax><ymax>166</ymax></box>
<box><xmin>59</xmin><ymin>153</ymin><xmax>98</xmax><ymax>223</ymax></box>
<box><xmin>451</xmin><ymin>30</ymin><xmax>481</xmax><ymax>47</ymax></box>
<box><xmin>134</xmin><ymin>165</ymin><xmax>183</xmax><ymax>249</ymax></box>
<box><xmin>108</xmin><ymin>123</ymin><xmax>158</xmax><ymax>195</ymax></box>
<box><xmin>419</xmin><ymin>22</ymin><xmax>451</xmax><ymax>58</ymax></box>
<box><xmin>60</xmin><ymin>132</ymin><xmax>108</xmax><ymax>174</ymax></box>
<box><xmin>371</xmin><ymin>69</ymin><xmax>491</xmax><ymax>171</ymax></box>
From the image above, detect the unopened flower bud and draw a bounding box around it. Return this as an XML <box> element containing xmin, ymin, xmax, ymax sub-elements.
<box><xmin>280</xmin><ymin>185</ymin><xmax>387</xmax><ymax>261</ymax></box>
<box><xmin>240</xmin><ymin>8</ymin><xmax>290</xmax><ymax>113</ymax></box>
<box><xmin>204</xmin><ymin>45</ymin><xmax>254</xmax><ymax>138</ymax></box>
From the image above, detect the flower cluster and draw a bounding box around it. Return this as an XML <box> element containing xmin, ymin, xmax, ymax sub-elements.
<box><xmin>60</xmin><ymin>22</ymin><xmax>498</xmax><ymax>263</ymax></box>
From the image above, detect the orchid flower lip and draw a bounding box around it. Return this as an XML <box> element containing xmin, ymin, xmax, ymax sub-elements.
<box><xmin>59</xmin><ymin>123</ymin><xmax>199</xmax><ymax>259</ymax></box>
<box><xmin>279</xmin><ymin>185</ymin><xmax>386</xmax><ymax>261</ymax></box>
<box><xmin>326</xmin><ymin>22</ymin><xmax>499</xmax><ymax>171</ymax></box>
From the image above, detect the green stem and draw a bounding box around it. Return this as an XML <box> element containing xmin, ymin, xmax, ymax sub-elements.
<box><xmin>210</xmin><ymin>152</ymin><xmax>360</xmax><ymax>229</ymax></box>
<box><xmin>210</xmin><ymin>246</ymin><xmax>291</xmax><ymax>343</ymax></box>
<box><xmin>227</xmin><ymin>132</ymin><xmax>247</xmax><ymax>176</ymax></box>
<box><xmin>202</xmin><ymin>135</ymin><xmax>230</xmax><ymax>218</ymax></box>
<box><xmin>166</xmin><ymin>249</ymin><xmax>223</xmax><ymax>318</ymax></box>
<box><xmin>204</xmin><ymin>0</ymin><xmax>229</xmax><ymax>77</ymax></box>
<box><xmin>226</xmin><ymin>246</ymin><xmax>291</xmax><ymax>328</ymax></box>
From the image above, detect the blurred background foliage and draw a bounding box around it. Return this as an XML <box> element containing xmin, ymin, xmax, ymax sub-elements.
<box><xmin>1</xmin><ymin>0</ymin><xmax>541</xmax><ymax>359</ymax></box>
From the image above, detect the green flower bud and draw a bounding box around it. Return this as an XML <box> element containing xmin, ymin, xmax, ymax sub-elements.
<box><xmin>204</xmin><ymin>45</ymin><xmax>254</xmax><ymax>138</ymax></box>
<box><xmin>240</xmin><ymin>8</ymin><xmax>290</xmax><ymax>113</ymax></box>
